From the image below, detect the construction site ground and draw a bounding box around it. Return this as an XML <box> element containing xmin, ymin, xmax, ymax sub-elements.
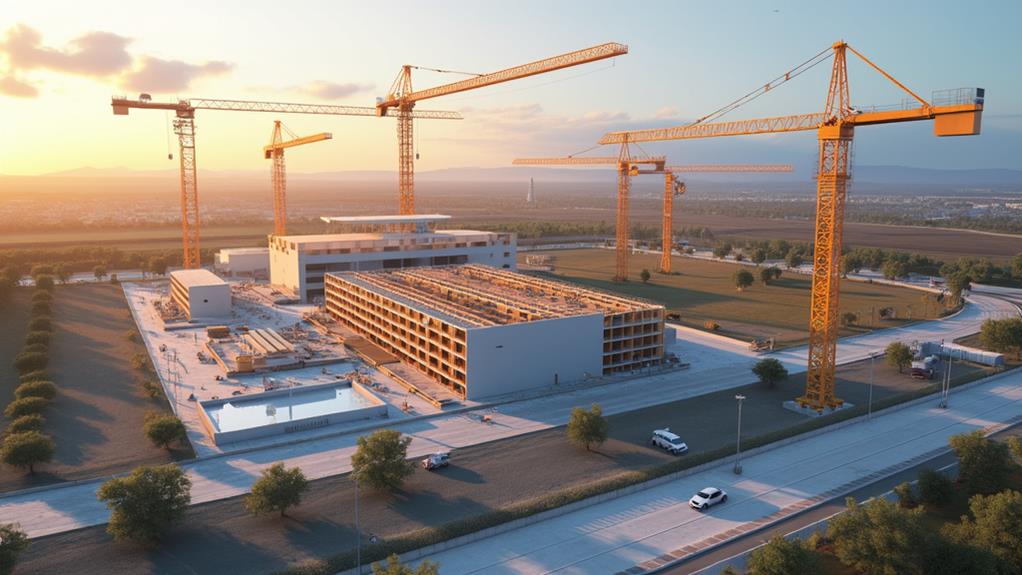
<box><xmin>525</xmin><ymin>248</ymin><xmax>944</xmax><ymax>347</ymax></box>
<box><xmin>12</xmin><ymin>354</ymin><xmax>994</xmax><ymax>574</ymax></box>
<box><xmin>0</xmin><ymin>284</ymin><xmax>187</xmax><ymax>493</ymax></box>
<box><xmin>124</xmin><ymin>281</ymin><xmax>445</xmax><ymax>456</ymax></box>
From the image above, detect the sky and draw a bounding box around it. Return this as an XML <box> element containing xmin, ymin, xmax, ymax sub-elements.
<box><xmin>1</xmin><ymin>0</ymin><xmax>1020</xmax><ymax>176</ymax></box>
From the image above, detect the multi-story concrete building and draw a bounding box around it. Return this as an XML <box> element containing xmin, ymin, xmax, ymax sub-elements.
<box><xmin>324</xmin><ymin>265</ymin><xmax>664</xmax><ymax>399</ymax></box>
<box><xmin>269</xmin><ymin>214</ymin><xmax>516</xmax><ymax>302</ymax></box>
<box><xmin>215</xmin><ymin>247</ymin><xmax>270</xmax><ymax>277</ymax></box>
<box><xmin>169</xmin><ymin>269</ymin><xmax>231</xmax><ymax>320</ymax></box>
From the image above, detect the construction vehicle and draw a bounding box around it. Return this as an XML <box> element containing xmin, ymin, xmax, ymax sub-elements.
<box><xmin>514</xmin><ymin>150</ymin><xmax>792</xmax><ymax>278</ymax></box>
<box><xmin>263</xmin><ymin>121</ymin><xmax>331</xmax><ymax>236</ymax></box>
<box><xmin>111</xmin><ymin>96</ymin><xmax>461</xmax><ymax>268</ymax></box>
<box><xmin>421</xmin><ymin>451</ymin><xmax>450</xmax><ymax>470</ymax></box>
<box><xmin>376</xmin><ymin>42</ymin><xmax>628</xmax><ymax>215</ymax></box>
<box><xmin>749</xmin><ymin>338</ymin><xmax>775</xmax><ymax>352</ymax></box>
<box><xmin>598</xmin><ymin>41</ymin><xmax>983</xmax><ymax>411</ymax></box>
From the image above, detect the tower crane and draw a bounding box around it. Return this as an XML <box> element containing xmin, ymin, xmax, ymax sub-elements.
<box><xmin>376</xmin><ymin>42</ymin><xmax>628</xmax><ymax>216</ymax></box>
<box><xmin>263</xmin><ymin>121</ymin><xmax>332</xmax><ymax>236</ymax></box>
<box><xmin>598</xmin><ymin>41</ymin><xmax>984</xmax><ymax>412</ymax></box>
<box><xmin>513</xmin><ymin>149</ymin><xmax>792</xmax><ymax>278</ymax></box>
<box><xmin>111</xmin><ymin>96</ymin><xmax>461</xmax><ymax>268</ymax></box>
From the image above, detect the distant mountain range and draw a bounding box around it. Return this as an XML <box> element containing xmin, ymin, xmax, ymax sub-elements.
<box><xmin>15</xmin><ymin>165</ymin><xmax>1022</xmax><ymax>186</ymax></box>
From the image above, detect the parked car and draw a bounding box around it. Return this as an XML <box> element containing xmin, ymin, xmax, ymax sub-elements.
<box><xmin>689</xmin><ymin>487</ymin><xmax>727</xmax><ymax>510</ymax></box>
<box><xmin>650</xmin><ymin>428</ymin><xmax>689</xmax><ymax>454</ymax></box>
<box><xmin>421</xmin><ymin>451</ymin><xmax>450</xmax><ymax>470</ymax></box>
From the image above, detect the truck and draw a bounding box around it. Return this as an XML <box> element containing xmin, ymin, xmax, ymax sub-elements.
<box><xmin>421</xmin><ymin>451</ymin><xmax>450</xmax><ymax>471</ymax></box>
<box><xmin>910</xmin><ymin>356</ymin><xmax>939</xmax><ymax>380</ymax></box>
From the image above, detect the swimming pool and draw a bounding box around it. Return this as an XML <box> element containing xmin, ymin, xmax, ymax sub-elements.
<box><xmin>198</xmin><ymin>381</ymin><xmax>387</xmax><ymax>444</ymax></box>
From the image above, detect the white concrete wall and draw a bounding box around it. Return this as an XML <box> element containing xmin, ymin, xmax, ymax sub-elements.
<box><xmin>465</xmin><ymin>313</ymin><xmax>604</xmax><ymax>399</ymax></box>
<box><xmin>216</xmin><ymin>250</ymin><xmax>269</xmax><ymax>276</ymax></box>
<box><xmin>187</xmin><ymin>284</ymin><xmax>231</xmax><ymax>319</ymax></box>
<box><xmin>269</xmin><ymin>245</ymin><xmax>302</xmax><ymax>295</ymax></box>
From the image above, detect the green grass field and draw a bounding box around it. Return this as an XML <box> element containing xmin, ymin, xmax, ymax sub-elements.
<box><xmin>525</xmin><ymin>249</ymin><xmax>946</xmax><ymax>346</ymax></box>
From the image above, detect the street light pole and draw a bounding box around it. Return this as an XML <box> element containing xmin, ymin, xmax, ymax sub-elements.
<box><xmin>355</xmin><ymin>477</ymin><xmax>361</xmax><ymax>574</ymax></box>
<box><xmin>867</xmin><ymin>351</ymin><xmax>877</xmax><ymax>421</ymax></box>
<box><xmin>733</xmin><ymin>394</ymin><xmax>746</xmax><ymax>475</ymax></box>
<box><xmin>940</xmin><ymin>343</ymin><xmax>952</xmax><ymax>409</ymax></box>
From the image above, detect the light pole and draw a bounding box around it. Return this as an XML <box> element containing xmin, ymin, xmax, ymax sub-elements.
<box><xmin>355</xmin><ymin>476</ymin><xmax>361</xmax><ymax>574</ymax></box>
<box><xmin>733</xmin><ymin>394</ymin><xmax>746</xmax><ymax>475</ymax></box>
<box><xmin>867</xmin><ymin>350</ymin><xmax>879</xmax><ymax>420</ymax></box>
<box><xmin>940</xmin><ymin>343</ymin><xmax>952</xmax><ymax>409</ymax></box>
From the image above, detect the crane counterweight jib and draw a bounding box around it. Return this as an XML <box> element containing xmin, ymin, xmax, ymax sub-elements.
<box><xmin>111</xmin><ymin>96</ymin><xmax>462</xmax><ymax>119</ymax></box>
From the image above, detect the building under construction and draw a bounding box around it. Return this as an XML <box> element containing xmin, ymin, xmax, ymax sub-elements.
<box><xmin>324</xmin><ymin>264</ymin><xmax>664</xmax><ymax>399</ymax></box>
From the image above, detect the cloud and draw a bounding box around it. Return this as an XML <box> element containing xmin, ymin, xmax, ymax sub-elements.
<box><xmin>120</xmin><ymin>57</ymin><xmax>232</xmax><ymax>92</ymax></box>
<box><xmin>654</xmin><ymin>106</ymin><xmax>679</xmax><ymax>119</ymax></box>
<box><xmin>1</xmin><ymin>24</ymin><xmax>131</xmax><ymax>76</ymax></box>
<box><xmin>299</xmin><ymin>80</ymin><xmax>373</xmax><ymax>100</ymax></box>
<box><xmin>0</xmin><ymin>75</ymin><xmax>37</xmax><ymax>97</ymax></box>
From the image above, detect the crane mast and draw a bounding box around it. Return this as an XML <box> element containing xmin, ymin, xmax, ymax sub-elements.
<box><xmin>264</xmin><ymin>122</ymin><xmax>332</xmax><ymax>236</ymax></box>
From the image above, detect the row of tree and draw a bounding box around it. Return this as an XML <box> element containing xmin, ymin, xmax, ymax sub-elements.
<box><xmin>0</xmin><ymin>248</ymin><xmax>189</xmax><ymax>283</ymax></box>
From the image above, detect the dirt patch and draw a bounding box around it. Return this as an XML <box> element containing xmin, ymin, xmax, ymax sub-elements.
<box><xmin>0</xmin><ymin>284</ymin><xmax>193</xmax><ymax>492</ymax></box>
<box><xmin>16</xmin><ymin>357</ymin><xmax>989</xmax><ymax>575</ymax></box>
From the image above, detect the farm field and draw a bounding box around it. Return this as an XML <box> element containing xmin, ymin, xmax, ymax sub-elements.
<box><xmin>525</xmin><ymin>248</ymin><xmax>945</xmax><ymax>346</ymax></box>
<box><xmin>0</xmin><ymin>284</ymin><xmax>192</xmax><ymax>493</ymax></box>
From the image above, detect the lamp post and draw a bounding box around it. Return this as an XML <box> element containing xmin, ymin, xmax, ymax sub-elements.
<box><xmin>733</xmin><ymin>394</ymin><xmax>746</xmax><ymax>475</ymax></box>
<box><xmin>867</xmin><ymin>350</ymin><xmax>879</xmax><ymax>420</ymax></box>
<box><xmin>355</xmin><ymin>476</ymin><xmax>361</xmax><ymax>574</ymax></box>
<box><xmin>939</xmin><ymin>343</ymin><xmax>952</xmax><ymax>409</ymax></box>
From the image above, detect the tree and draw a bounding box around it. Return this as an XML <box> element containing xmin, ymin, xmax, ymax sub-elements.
<box><xmin>840</xmin><ymin>254</ymin><xmax>861</xmax><ymax>277</ymax></box>
<box><xmin>713</xmin><ymin>241</ymin><xmax>733</xmax><ymax>259</ymax></box>
<box><xmin>917</xmin><ymin>469</ymin><xmax>954</xmax><ymax>507</ymax></box>
<box><xmin>921</xmin><ymin>539</ymin><xmax>1000</xmax><ymax>575</ymax></box>
<box><xmin>882</xmin><ymin>259</ymin><xmax>908</xmax><ymax>280</ymax></box>
<box><xmin>827</xmin><ymin>497</ymin><xmax>930</xmax><ymax>575</ymax></box>
<box><xmin>948</xmin><ymin>431</ymin><xmax>1014</xmax><ymax>495</ymax></box>
<box><xmin>245</xmin><ymin>462</ymin><xmax>309</xmax><ymax>517</ymax></box>
<box><xmin>947</xmin><ymin>271</ymin><xmax>972</xmax><ymax>305</ymax></box>
<box><xmin>0</xmin><ymin>523</ymin><xmax>29</xmax><ymax>575</ymax></box>
<box><xmin>148</xmin><ymin>256</ymin><xmax>168</xmax><ymax>277</ymax></box>
<box><xmin>751</xmin><ymin>248</ymin><xmax>767</xmax><ymax>265</ymax></box>
<box><xmin>0</xmin><ymin>431</ymin><xmax>54</xmax><ymax>474</ymax></box>
<box><xmin>840</xmin><ymin>312</ymin><xmax>858</xmax><ymax>327</ymax></box>
<box><xmin>760</xmin><ymin>267</ymin><xmax>775</xmax><ymax>285</ymax></box>
<box><xmin>350</xmin><ymin>429</ymin><xmax>414</xmax><ymax>491</ymax></box>
<box><xmin>12</xmin><ymin>351</ymin><xmax>48</xmax><ymax>374</ymax></box>
<box><xmin>640</xmin><ymin>269</ymin><xmax>651</xmax><ymax>283</ymax></box>
<box><xmin>92</xmin><ymin>265</ymin><xmax>107</xmax><ymax>281</ymax></box>
<box><xmin>4</xmin><ymin>397</ymin><xmax>49</xmax><ymax>419</ymax></box>
<box><xmin>97</xmin><ymin>464</ymin><xmax>191</xmax><ymax>545</ymax></box>
<box><xmin>734</xmin><ymin>252</ymin><xmax>746</xmax><ymax>262</ymax></box>
<box><xmin>30</xmin><ymin>300</ymin><xmax>51</xmax><ymax>316</ymax></box>
<box><xmin>54</xmin><ymin>264</ymin><xmax>72</xmax><ymax>284</ymax></box>
<box><xmin>143</xmin><ymin>412</ymin><xmax>187</xmax><ymax>450</ymax></box>
<box><xmin>4</xmin><ymin>415</ymin><xmax>45</xmax><ymax>436</ymax></box>
<box><xmin>784</xmin><ymin>251</ymin><xmax>803</xmax><ymax>270</ymax></box>
<box><xmin>1007</xmin><ymin>436</ymin><xmax>1022</xmax><ymax>461</ymax></box>
<box><xmin>18</xmin><ymin>369</ymin><xmax>48</xmax><ymax>383</ymax></box>
<box><xmin>567</xmin><ymin>403</ymin><xmax>608</xmax><ymax>451</ymax></box>
<box><xmin>979</xmin><ymin>318</ymin><xmax>1022</xmax><ymax>359</ymax></box>
<box><xmin>943</xmin><ymin>489</ymin><xmax>1022</xmax><ymax>569</ymax></box>
<box><xmin>14</xmin><ymin>380</ymin><xmax>57</xmax><ymax>401</ymax></box>
<box><xmin>747</xmin><ymin>535</ymin><xmax>820</xmax><ymax>575</ymax></box>
<box><xmin>372</xmin><ymin>554</ymin><xmax>440</xmax><ymax>575</ymax></box>
<box><xmin>752</xmin><ymin>358</ymin><xmax>788</xmax><ymax>388</ymax></box>
<box><xmin>30</xmin><ymin>265</ymin><xmax>54</xmax><ymax>279</ymax></box>
<box><xmin>0</xmin><ymin>266</ymin><xmax>20</xmax><ymax>287</ymax></box>
<box><xmin>23</xmin><ymin>331</ymin><xmax>49</xmax><ymax>348</ymax></box>
<box><xmin>894</xmin><ymin>482</ymin><xmax>917</xmax><ymax>508</ymax></box>
<box><xmin>30</xmin><ymin>290</ymin><xmax>52</xmax><ymax>303</ymax></box>
<box><xmin>733</xmin><ymin>269</ymin><xmax>754</xmax><ymax>291</ymax></box>
<box><xmin>884</xmin><ymin>341</ymin><xmax>913</xmax><ymax>373</ymax></box>
<box><xmin>1013</xmin><ymin>252</ymin><xmax>1022</xmax><ymax>279</ymax></box>
<box><xmin>26</xmin><ymin>317</ymin><xmax>51</xmax><ymax>332</ymax></box>
<box><xmin>34</xmin><ymin>275</ymin><xmax>54</xmax><ymax>291</ymax></box>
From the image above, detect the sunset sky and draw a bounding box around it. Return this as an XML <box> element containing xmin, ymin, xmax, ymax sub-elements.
<box><xmin>2</xmin><ymin>0</ymin><xmax>1019</xmax><ymax>176</ymax></box>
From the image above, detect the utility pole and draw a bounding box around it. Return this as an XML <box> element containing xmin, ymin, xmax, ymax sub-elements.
<box><xmin>867</xmin><ymin>350</ymin><xmax>879</xmax><ymax>420</ymax></box>
<box><xmin>733</xmin><ymin>394</ymin><xmax>746</xmax><ymax>474</ymax></box>
<box><xmin>355</xmin><ymin>477</ymin><xmax>361</xmax><ymax>573</ymax></box>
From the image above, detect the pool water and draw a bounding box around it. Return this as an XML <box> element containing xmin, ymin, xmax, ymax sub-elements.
<box><xmin>205</xmin><ymin>384</ymin><xmax>378</xmax><ymax>432</ymax></box>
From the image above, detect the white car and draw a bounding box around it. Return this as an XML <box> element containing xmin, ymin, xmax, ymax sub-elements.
<box><xmin>421</xmin><ymin>452</ymin><xmax>450</xmax><ymax>471</ymax></box>
<box><xmin>689</xmin><ymin>487</ymin><xmax>727</xmax><ymax>510</ymax></box>
<box><xmin>650</xmin><ymin>428</ymin><xmax>689</xmax><ymax>455</ymax></box>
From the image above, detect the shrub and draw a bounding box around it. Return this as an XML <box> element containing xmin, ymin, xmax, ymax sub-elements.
<box><xmin>827</xmin><ymin>497</ymin><xmax>930</xmax><ymax>575</ymax></box>
<box><xmin>124</xmin><ymin>329</ymin><xmax>140</xmax><ymax>343</ymax></box>
<box><xmin>917</xmin><ymin>469</ymin><xmax>954</xmax><ymax>506</ymax></box>
<box><xmin>893</xmin><ymin>482</ymin><xmax>917</xmax><ymax>508</ymax></box>
<box><xmin>245</xmin><ymin>462</ymin><xmax>309</xmax><ymax>517</ymax></box>
<box><xmin>34</xmin><ymin>275</ymin><xmax>54</xmax><ymax>291</ymax></box>
<box><xmin>30</xmin><ymin>290</ymin><xmax>52</xmax><ymax>303</ymax></box>
<box><xmin>14</xmin><ymin>380</ymin><xmax>57</xmax><ymax>401</ymax></box>
<box><xmin>943</xmin><ymin>489</ymin><xmax>1022</xmax><ymax>569</ymax></box>
<box><xmin>752</xmin><ymin>358</ymin><xmax>788</xmax><ymax>388</ymax></box>
<box><xmin>884</xmin><ymin>341</ymin><xmax>913</xmax><ymax>373</ymax></box>
<box><xmin>140</xmin><ymin>380</ymin><xmax>164</xmax><ymax>399</ymax></box>
<box><xmin>23</xmin><ymin>331</ymin><xmax>50</xmax><ymax>346</ymax></box>
<box><xmin>131</xmin><ymin>352</ymin><xmax>152</xmax><ymax>372</ymax></box>
<box><xmin>143</xmin><ymin>412</ymin><xmax>187</xmax><ymax>449</ymax></box>
<box><xmin>350</xmin><ymin>429</ymin><xmax>414</xmax><ymax>491</ymax></box>
<box><xmin>371</xmin><ymin>554</ymin><xmax>439</xmax><ymax>575</ymax></box>
<box><xmin>0</xmin><ymin>431</ymin><xmax>54</xmax><ymax>473</ymax></box>
<box><xmin>948</xmin><ymin>430</ymin><xmax>1014</xmax><ymax>495</ymax></box>
<box><xmin>30</xmin><ymin>301</ymin><xmax>51</xmax><ymax>316</ymax></box>
<box><xmin>18</xmin><ymin>370</ymin><xmax>48</xmax><ymax>383</ymax></box>
<box><xmin>4</xmin><ymin>415</ymin><xmax>45</xmax><ymax>435</ymax></box>
<box><xmin>97</xmin><ymin>464</ymin><xmax>191</xmax><ymax>545</ymax></box>
<box><xmin>20</xmin><ymin>343</ymin><xmax>48</xmax><ymax>355</ymax></box>
<box><xmin>567</xmin><ymin>403</ymin><xmax>608</xmax><ymax>451</ymax></box>
<box><xmin>12</xmin><ymin>351</ymin><xmax>47</xmax><ymax>374</ymax></box>
<box><xmin>26</xmin><ymin>316</ymin><xmax>51</xmax><ymax>332</ymax></box>
<box><xmin>3</xmin><ymin>397</ymin><xmax>50</xmax><ymax>419</ymax></box>
<box><xmin>840</xmin><ymin>312</ymin><xmax>858</xmax><ymax>327</ymax></box>
<box><xmin>1008</xmin><ymin>436</ymin><xmax>1022</xmax><ymax>460</ymax></box>
<box><xmin>640</xmin><ymin>269</ymin><xmax>651</xmax><ymax>283</ymax></box>
<box><xmin>0</xmin><ymin>523</ymin><xmax>29</xmax><ymax>575</ymax></box>
<box><xmin>747</xmin><ymin>535</ymin><xmax>821</xmax><ymax>575</ymax></box>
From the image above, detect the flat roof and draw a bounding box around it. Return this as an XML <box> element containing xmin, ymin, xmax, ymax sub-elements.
<box><xmin>218</xmin><ymin>247</ymin><xmax>270</xmax><ymax>255</ymax></box>
<box><xmin>170</xmin><ymin>268</ymin><xmax>228</xmax><ymax>288</ymax></box>
<box><xmin>319</xmin><ymin>214</ymin><xmax>451</xmax><ymax>225</ymax></box>
<box><xmin>329</xmin><ymin>265</ymin><xmax>660</xmax><ymax>329</ymax></box>
<box><xmin>276</xmin><ymin>229</ymin><xmax>498</xmax><ymax>245</ymax></box>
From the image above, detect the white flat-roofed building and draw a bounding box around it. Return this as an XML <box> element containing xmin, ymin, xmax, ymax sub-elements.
<box><xmin>169</xmin><ymin>269</ymin><xmax>231</xmax><ymax>320</ymax></box>
<box><xmin>324</xmin><ymin>265</ymin><xmax>664</xmax><ymax>399</ymax></box>
<box><xmin>270</xmin><ymin>214</ymin><xmax>516</xmax><ymax>303</ymax></box>
<box><xmin>215</xmin><ymin>247</ymin><xmax>270</xmax><ymax>277</ymax></box>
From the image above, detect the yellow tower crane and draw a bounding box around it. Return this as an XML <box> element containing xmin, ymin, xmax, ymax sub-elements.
<box><xmin>112</xmin><ymin>96</ymin><xmax>461</xmax><ymax>268</ymax></box>
<box><xmin>376</xmin><ymin>42</ymin><xmax>629</xmax><ymax>215</ymax></box>
<box><xmin>513</xmin><ymin>149</ymin><xmax>792</xmax><ymax>278</ymax></box>
<box><xmin>598</xmin><ymin>41</ymin><xmax>984</xmax><ymax>411</ymax></box>
<box><xmin>263</xmin><ymin>121</ymin><xmax>332</xmax><ymax>236</ymax></box>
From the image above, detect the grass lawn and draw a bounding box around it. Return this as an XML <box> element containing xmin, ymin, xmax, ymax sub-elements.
<box><xmin>526</xmin><ymin>249</ymin><xmax>948</xmax><ymax>346</ymax></box>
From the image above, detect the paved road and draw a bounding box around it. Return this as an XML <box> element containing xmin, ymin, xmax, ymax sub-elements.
<box><xmin>412</xmin><ymin>368</ymin><xmax>1022</xmax><ymax>575</ymax></box>
<box><xmin>0</xmin><ymin>287</ymin><xmax>1017</xmax><ymax>539</ymax></box>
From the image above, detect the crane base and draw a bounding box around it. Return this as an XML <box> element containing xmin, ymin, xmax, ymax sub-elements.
<box><xmin>782</xmin><ymin>400</ymin><xmax>854</xmax><ymax>418</ymax></box>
